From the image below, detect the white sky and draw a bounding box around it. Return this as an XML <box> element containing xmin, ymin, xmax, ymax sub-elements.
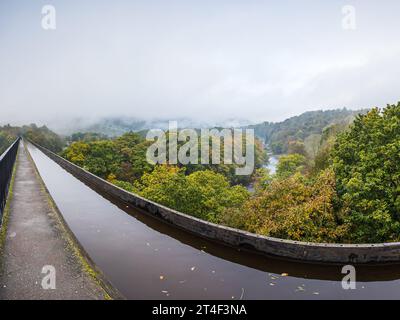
<box><xmin>1</xmin><ymin>0</ymin><xmax>400</xmax><ymax>128</ymax></box>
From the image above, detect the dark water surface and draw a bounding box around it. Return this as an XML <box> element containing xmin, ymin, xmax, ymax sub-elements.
<box><xmin>27</xmin><ymin>143</ymin><xmax>400</xmax><ymax>299</ymax></box>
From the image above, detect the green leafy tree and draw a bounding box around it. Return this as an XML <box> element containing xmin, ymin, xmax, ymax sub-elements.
<box><xmin>0</xmin><ymin>131</ymin><xmax>15</xmax><ymax>154</ymax></box>
<box><xmin>62</xmin><ymin>141</ymin><xmax>89</xmax><ymax>167</ymax></box>
<box><xmin>62</xmin><ymin>132</ymin><xmax>153</xmax><ymax>181</ymax></box>
<box><xmin>133</xmin><ymin>165</ymin><xmax>190</xmax><ymax>211</ymax></box>
<box><xmin>252</xmin><ymin>168</ymin><xmax>272</xmax><ymax>192</ymax></box>
<box><xmin>185</xmin><ymin>170</ymin><xmax>249</xmax><ymax>222</ymax></box>
<box><xmin>131</xmin><ymin>166</ymin><xmax>249</xmax><ymax>222</ymax></box>
<box><xmin>69</xmin><ymin>132</ymin><xmax>108</xmax><ymax>142</ymax></box>
<box><xmin>276</xmin><ymin>153</ymin><xmax>306</xmax><ymax>179</ymax></box>
<box><xmin>23</xmin><ymin>124</ymin><xmax>64</xmax><ymax>152</ymax></box>
<box><xmin>0</xmin><ymin>123</ymin><xmax>64</xmax><ymax>153</ymax></box>
<box><xmin>332</xmin><ymin>103</ymin><xmax>400</xmax><ymax>242</ymax></box>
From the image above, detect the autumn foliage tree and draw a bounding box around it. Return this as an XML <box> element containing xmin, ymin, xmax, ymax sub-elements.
<box><xmin>219</xmin><ymin>169</ymin><xmax>348</xmax><ymax>242</ymax></box>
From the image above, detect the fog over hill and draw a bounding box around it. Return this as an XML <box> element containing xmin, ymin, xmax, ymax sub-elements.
<box><xmin>48</xmin><ymin>107</ymin><xmax>368</xmax><ymax>150</ymax></box>
<box><xmin>1</xmin><ymin>1</ymin><xmax>400</xmax><ymax>127</ymax></box>
<box><xmin>51</xmin><ymin>116</ymin><xmax>253</xmax><ymax>136</ymax></box>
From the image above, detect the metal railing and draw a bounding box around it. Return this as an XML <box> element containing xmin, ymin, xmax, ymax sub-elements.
<box><xmin>0</xmin><ymin>137</ymin><xmax>21</xmax><ymax>220</ymax></box>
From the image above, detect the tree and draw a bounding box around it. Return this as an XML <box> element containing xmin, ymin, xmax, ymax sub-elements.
<box><xmin>186</xmin><ymin>170</ymin><xmax>249</xmax><ymax>222</ymax></box>
<box><xmin>62</xmin><ymin>130</ymin><xmax>266</xmax><ymax>187</ymax></box>
<box><xmin>332</xmin><ymin>103</ymin><xmax>400</xmax><ymax>242</ymax></box>
<box><xmin>23</xmin><ymin>124</ymin><xmax>64</xmax><ymax>152</ymax></box>
<box><xmin>132</xmin><ymin>166</ymin><xmax>249</xmax><ymax>222</ymax></box>
<box><xmin>252</xmin><ymin>168</ymin><xmax>272</xmax><ymax>192</ymax></box>
<box><xmin>133</xmin><ymin>165</ymin><xmax>190</xmax><ymax>212</ymax></box>
<box><xmin>276</xmin><ymin>153</ymin><xmax>306</xmax><ymax>179</ymax></box>
<box><xmin>304</xmin><ymin>133</ymin><xmax>321</xmax><ymax>159</ymax></box>
<box><xmin>219</xmin><ymin>169</ymin><xmax>348</xmax><ymax>242</ymax></box>
<box><xmin>62</xmin><ymin>132</ymin><xmax>154</xmax><ymax>181</ymax></box>
<box><xmin>62</xmin><ymin>141</ymin><xmax>89</xmax><ymax>167</ymax></box>
<box><xmin>69</xmin><ymin>132</ymin><xmax>108</xmax><ymax>142</ymax></box>
<box><xmin>82</xmin><ymin>140</ymin><xmax>121</xmax><ymax>178</ymax></box>
<box><xmin>113</xmin><ymin>132</ymin><xmax>154</xmax><ymax>181</ymax></box>
<box><xmin>0</xmin><ymin>131</ymin><xmax>15</xmax><ymax>154</ymax></box>
<box><xmin>287</xmin><ymin>140</ymin><xmax>307</xmax><ymax>156</ymax></box>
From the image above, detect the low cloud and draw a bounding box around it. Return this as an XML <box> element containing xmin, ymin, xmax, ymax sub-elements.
<box><xmin>0</xmin><ymin>0</ymin><xmax>399</xmax><ymax>128</ymax></box>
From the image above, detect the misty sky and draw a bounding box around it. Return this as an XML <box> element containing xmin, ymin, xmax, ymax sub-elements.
<box><xmin>1</xmin><ymin>0</ymin><xmax>400</xmax><ymax>128</ymax></box>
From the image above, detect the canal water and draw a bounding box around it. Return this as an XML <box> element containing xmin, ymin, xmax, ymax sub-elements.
<box><xmin>27</xmin><ymin>143</ymin><xmax>400</xmax><ymax>299</ymax></box>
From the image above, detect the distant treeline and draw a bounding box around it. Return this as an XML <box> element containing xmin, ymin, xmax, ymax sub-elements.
<box><xmin>247</xmin><ymin>108</ymin><xmax>369</xmax><ymax>154</ymax></box>
<box><xmin>0</xmin><ymin>124</ymin><xmax>64</xmax><ymax>153</ymax></box>
<box><xmin>0</xmin><ymin>129</ymin><xmax>16</xmax><ymax>155</ymax></box>
<box><xmin>62</xmin><ymin>131</ymin><xmax>267</xmax><ymax>187</ymax></box>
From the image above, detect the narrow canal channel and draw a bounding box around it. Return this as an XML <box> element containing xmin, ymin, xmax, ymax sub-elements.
<box><xmin>26</xmin><ymin>143</ymin><xmax>400</xmax><ymax>299</ymax></box>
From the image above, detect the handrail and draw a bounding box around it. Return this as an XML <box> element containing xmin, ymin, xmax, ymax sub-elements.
<box><xmin>0</xmin><ymin>137</ymin><xmax>21</xmax><ymax>220</ymax></box>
